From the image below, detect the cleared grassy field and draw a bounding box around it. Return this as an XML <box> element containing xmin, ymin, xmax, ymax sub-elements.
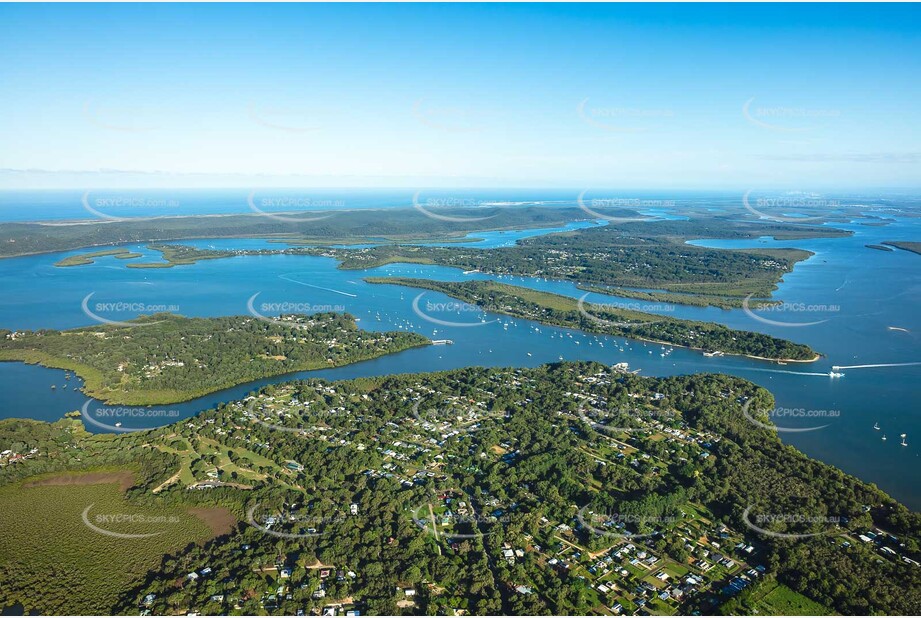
<box><xmin>153</xmin><ymin>435</ymin><xmax>279</xmax><ymax>489</ymax></box>
<box><xmin>750</xmin><ymin>581</ymin><xmax>831</xmax><ymax>615</ymax></box>
<box><xmin>0</xmin><ymin>471</ymin><xmax>219</xmax><ymax>614</ymax></box>
<box><xmin>720</xmin><ymin>578</ymin><xmax>831</xmax><ymax>616</ymax></box>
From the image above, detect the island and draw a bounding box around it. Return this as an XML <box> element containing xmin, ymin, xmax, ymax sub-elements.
<box><xmin>0</xmin><ymin>313</ymin><xmax>429</xmax><ymax>405</ymax></box>
<box><xmin>304</xmin><ymin>217</ymin><xmax>848</xmax><ymax>308</ymax></box>
<box><xmin>55</xmin><ymin>248</ymin><xmax>143</xmax><ymax>267</ymax></box>
<box><xmin>0</xmin><ymin>205</ymin><xmax>600</xmax><ymax>259</ymax></box>
<box><xmin>124</xmin><ymin>243</ymin><xmax>237</xmax><ymax>268</ymax></box>
<box><xmin>883</xmin><ymin>241</ymin><xmax>921</xmax><ymax>256</ymax></box>
<box><xmin>56</xmin><ymin>243</ymin><xmax>238</xmax><ymax>269</ymax></box>
<box><xmin>367</xmin><ymin>277</ymin><xmax>820</xmax><ymax>362</ymax></box>
<box><xmin>31</xmin><ymin>212</ymin><xmax>856</xmax><ymax>311</ymax></box>
<box><xmin>573</xmin><ymin>284</ymin><xmax>779</xmax><ymax>310</ymax></box>
<box><xmin>0</xmin><ymin>363</ymin><xmax>917</xmax><ymax>615</ymax></box>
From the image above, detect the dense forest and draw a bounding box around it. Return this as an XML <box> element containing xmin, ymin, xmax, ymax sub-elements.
<box><xmin>307</xmin><ymin>218</ymin><xmax>846</xmax><ymax>305</ymax></box>
<box><xmin>1</xmin><ymin>363</ymin><xmax>916</xmax><ymax>615</ymax></box>
<box><xmin>0</xmin><ymin>313</ymin><xmax>428</xmax><ymax>404</ymax></box>
<box><xmin>368</xmin><ymin>278</ymin><xmax>819</xmax><ymax>361</ymax></box>
<box><xmin>3</xmin><ymin>207</ymin><xmax>850</xmax><ymax>311</ymax></box>
<box><xmin>0</xmin><ymin>206</ymin><xmax>596</xmax><ymax>258</ymax></box>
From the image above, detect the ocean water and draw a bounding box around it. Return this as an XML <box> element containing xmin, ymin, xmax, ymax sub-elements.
<box><xmin>0</xmin><ymin>210</ymin><xmax>918</xmax><ymax>508</ymax></box>
<box><xmin>0</xmin><ymin>189</ymin><xmax>737</xmax><ymax>223</ymax></box>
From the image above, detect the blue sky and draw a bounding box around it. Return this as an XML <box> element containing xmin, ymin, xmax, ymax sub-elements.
<box><xmin>0</xmin><ymin>2</ymin><xmax>918</xmax><ymax>190</ymax></box>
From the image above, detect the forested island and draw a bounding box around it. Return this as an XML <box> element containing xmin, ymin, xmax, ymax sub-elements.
<box><xmin>0</xmin><ymin>313</ymin><xmax>429</xmax><ymax>405</ymax></box>
<box><xmin>0</xmin><ymin>205</ymin><xmax>599</xmax><ymax>258</ymax></box>
<box><xmin>55</xmin><ymin>244</ymin><xmax>236</xmax><ymax>268</ymax></box>
<box><xmin>4</xmin><ymin>208</ymin><xmax>850</xmax><ymax>312</ymax></box>
<box><xmin>18</xmin><ymin>209</ymin><xmax>853</xmax><ymax>311</ymax></box>
<box><xmin>0</xmin><ymin>363</ymin><xmax>917</xmax><ymax>615</ymax></box>
<box><xmin>125</xmin><ymin>243</ymin><xmax>237</xmax><ymax>268</ymax></box>
<box><xmin>367</xmin><ymin>278</ymin><xmax>819</xmax><ymax>362</ymax></box>
<box><xmin>306</xmin><ymin>218</ymin><xmax>847</xmax><ymax>308</ymax></box>
<box><xmin>54</xmin><ymin>248</ymin><xmax>143</xmax><ymax>267</ymax></box>
<box><xmin>883</xmin><ymin>241</ymin><xmax>921</xmax><ymax>256</ymax></box>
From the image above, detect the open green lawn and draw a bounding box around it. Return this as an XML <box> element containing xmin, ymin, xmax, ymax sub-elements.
<box><xmin>153</xmin><ymin>435</ymin><xmax>280</xmax><ymax>488</ymax></box>
<box><xmin>0</xmin><ymin>471</ymin><xmax>215</xmax><ymax>614</ymax></box>
<box><xmin>750</xmin><ymin>581</ymin><xmax>832</xmax><ymax>616</ymax></box>
<box><xmin>720</xmin><ymin>578</ymin><xmax>832</xmax><ymax>616</ymax></box>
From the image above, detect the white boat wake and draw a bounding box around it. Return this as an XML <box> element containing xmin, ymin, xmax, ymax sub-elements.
<box><xmin>831</xmin><ymin>362</ymin><xmax>921</xmax><ymax>370</ymax></box>
<box><xmin>724</xmin><ymin>366</ymin><xmax>833</xmax><ymax>378</ymax></box>
<box><xmin>279</xmin><ymin>274</ymin><xmax>358</xmax><ymax>297</ymax></box>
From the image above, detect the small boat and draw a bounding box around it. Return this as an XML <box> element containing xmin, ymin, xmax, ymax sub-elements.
<box><xmin>901</xmin><ymin>433</ymin><xmax>908</xmax><ymax>447</ymax></box>
<box><xmin>874</xmin><ymin>422</ymin><xmax>880</xmax><ymax>430</ymax></box>
<box><xmin>114</xmin><ymin>422</ymin><xmax>122</xmax><ymax>428</ymax></box>
<box><xmin>828</xmin><ymin>371</ymin><xmax>845</xmax><ymax>378</ymax></box>
<box><xmin>882</xmin><ymin>435</ymin><xmax>887</xmax><ymax>441</ymax></box>
<box><xmin>50</xmin><ymin>385</ymin><xmax>56</xmax><ymax>390</ymax></box>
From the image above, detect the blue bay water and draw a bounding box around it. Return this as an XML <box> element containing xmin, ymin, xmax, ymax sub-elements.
<box><xmin>0</xmin><ymin>212</ymin><xmax>918</xmax><ymax>508</ymax></box>
<box><xmin>0</xmin><ymin>189</ymin><xmax>737</xmax><ymax>223</ymax></box>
